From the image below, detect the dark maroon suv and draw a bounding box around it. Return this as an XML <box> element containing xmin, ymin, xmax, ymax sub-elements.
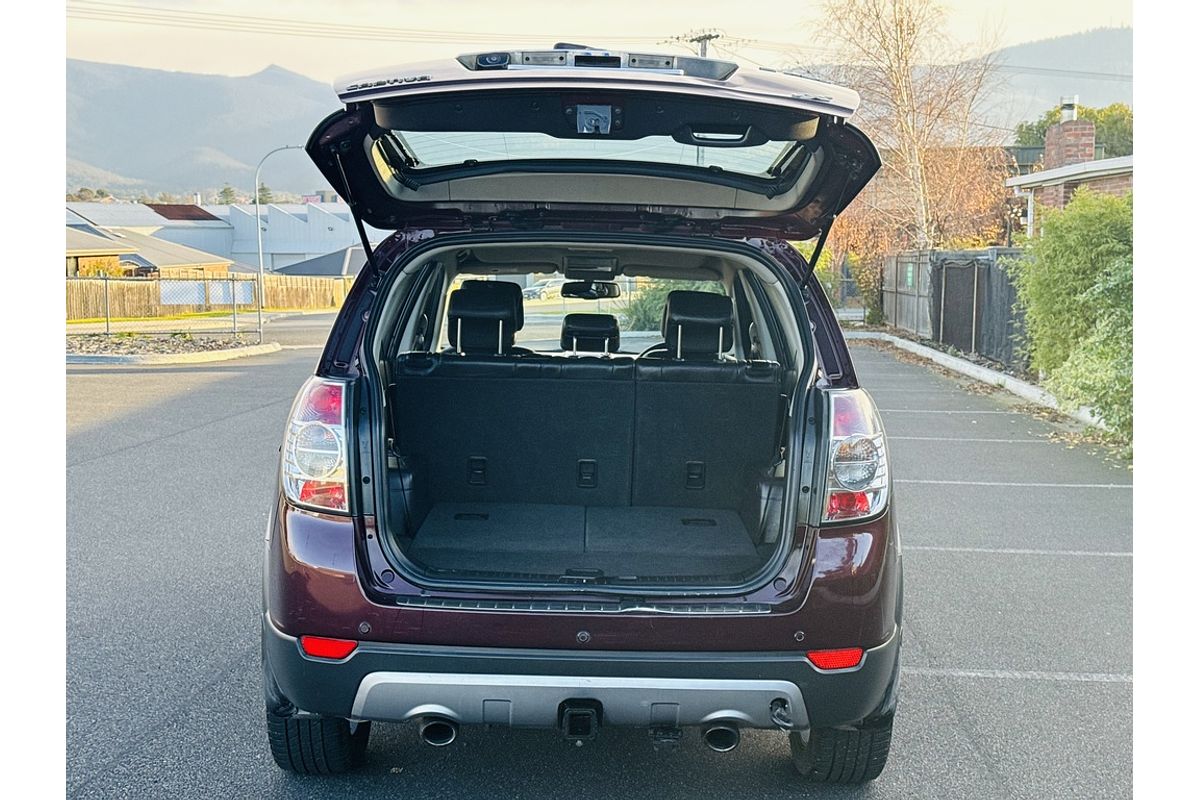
<box><xmin>263</xmin><ymin>46</ymin><xmax>900</xmax><ymax>784</ymax></box>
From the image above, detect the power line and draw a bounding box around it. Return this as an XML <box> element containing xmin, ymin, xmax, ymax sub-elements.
<box><xmin>68</xmin><ymin>2</ymin><xmax>1133</xmax><ymax>83</ymax></box>
<box><xmin>67</xmin><ymin>1</ymin><xmax>666</xmax><ymax>45</ymax></box>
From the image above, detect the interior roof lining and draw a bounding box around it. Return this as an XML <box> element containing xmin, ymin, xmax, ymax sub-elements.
<box><xmin>428</xmin><ymin>241</ymin><xmax>781</xmax><ymax>285</ymax></box>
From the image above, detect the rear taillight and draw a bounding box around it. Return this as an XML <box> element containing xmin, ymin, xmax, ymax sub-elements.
<box><xmin>282</xmin><ymin>377</ymin><xmax>349</xmax><ymax>514</ymax></box>
<box><xmin>823</xmin><ymin>389</ymin><xmax>889</xmax><ymax>522</ymax></box>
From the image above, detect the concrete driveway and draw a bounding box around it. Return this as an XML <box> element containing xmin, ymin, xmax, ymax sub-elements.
<box><xmin>65</xmin><ymin>318</ymin><xmax>1131</xmax><ymax>799</ymax></box>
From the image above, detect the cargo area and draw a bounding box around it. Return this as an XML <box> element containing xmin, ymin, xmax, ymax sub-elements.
<box><xmin>373</xmin><ymin>241</ymin><xmax>805</xmax><ymax>588</ymax></box>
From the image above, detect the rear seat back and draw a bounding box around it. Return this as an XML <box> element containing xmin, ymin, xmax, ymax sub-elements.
<box><xmin>392</xmin><ymin>290</ymin><xmax>782</xmax><ymax>511</ymax></box>
<box><xmin>633</xmin><ymin>359</ymin><xmax>783</xmax><ymax>508</ymax></box>
<box><xmin>632</xmin><ymin>291</ymin><xmax>784</xmax><ymax>507</ymax></box>
<box><xmin>391</xmin><ymin>352</ymin><xmax>636</xmax><ymax>507</ymax></box>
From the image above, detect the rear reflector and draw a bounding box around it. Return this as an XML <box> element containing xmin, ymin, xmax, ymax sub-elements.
<box><xmin>807</xmin><ymin>647</ymin><xmax>864</xmax><ymax>670</ymax></box>
<box><xmin>299</xmin><ymin>635</ymin><xmax>358</xmax><ymax>660</ymax></box>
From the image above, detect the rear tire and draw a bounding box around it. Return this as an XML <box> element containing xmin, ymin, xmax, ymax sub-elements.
<box><xmin>266</xmin><ymin>712</ymin><xmax>370</xmax><ymax>774</ymax></box>
<box><xmin>789</xmin><ymin>715</ymin><xmax>893</xmax><ymax>784</ymax></box>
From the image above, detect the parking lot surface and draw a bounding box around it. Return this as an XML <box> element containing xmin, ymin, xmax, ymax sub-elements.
<box><xmin>66</xmin><ymin>317</ymin><xmax>1131</xmax><ymax>799</ymax></box>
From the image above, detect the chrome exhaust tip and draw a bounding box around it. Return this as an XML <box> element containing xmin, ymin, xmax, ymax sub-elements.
<box><xmin>702</xmin><ymin>723</ymin><xmax>741</xmax><ymax>753</ymax></box>
<box><xmin>418</xmin><ymin>717</ymin><xmax>458</xmax><ymax>747</ymax></box>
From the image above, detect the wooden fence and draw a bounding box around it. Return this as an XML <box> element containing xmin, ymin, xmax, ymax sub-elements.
<box><xmin>66</xmin><ymin>275</ymin><xmax>355</xmax><ymax>321</ymax></box>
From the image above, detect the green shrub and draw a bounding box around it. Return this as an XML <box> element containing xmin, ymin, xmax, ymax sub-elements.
<box><xmin>1044</xmin><ymin>253</ymin><xmax>1132</xmax><ymax>441</ymax></box>
<box><xmin>1009</xmin><ymin>189</ymin><xmax>1133</xmax><ymax>441</ymax></box>
<box><xmin>618</xmin><ymin>279</ymin><xmax>724</xmax><ymax>332</ymax></box>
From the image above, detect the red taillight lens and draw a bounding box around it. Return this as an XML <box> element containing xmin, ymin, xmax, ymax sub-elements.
<box><xmin>282</xmin><ymin>377</ymin><xmax>349</xmax><ymax>513</ymax></box>
<box><xmin>301</xmin><ymin>381</ymin><xmax>343</xmax><ymax>425</ymax></box>
<box><xmin>807</xmin><ymin>647</ymin><xmax>864</xmax><ymax>670</ymax></box>
<box><xmin>299</xmin><ymin>635</ymin><xmax>358</xmax><ymax>660</ymax></box>
<box><xmin>826</xmin><ymin>490</ymin><xmax>870</xmax><ymax>519</ymax></box>
<box><xmin>298</xmin><ymin>481</ymin><xmax>347</xmax><ymax>509</ymax></box>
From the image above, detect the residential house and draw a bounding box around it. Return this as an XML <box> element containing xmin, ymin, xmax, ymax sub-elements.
<box><xmin>1005</xmin><ymin>102</ymin><xmax>1132</xmax><ymax>235</ymax></box>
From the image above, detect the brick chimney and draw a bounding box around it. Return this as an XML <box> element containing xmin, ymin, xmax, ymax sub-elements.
<box><xmin>1043</xmin><ymin>95</ymin><xmax>1095</xmax><ymax>169</ymax></box>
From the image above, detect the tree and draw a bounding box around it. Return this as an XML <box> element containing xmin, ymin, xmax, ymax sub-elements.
<box><xmin>1013</xmin><ymin>102</ymin><xmax>1132</xmax><ymax>157</ymax></box>
<box><xmin>819</xmin><ymin>0</ymin><xmax>1003</xmax><ymax>250</ymax></box>
<box><xmin>217</xmin><ymin>184</ymin><xmax>237</xmax><ymax>204</ymax></box>
<box><xmin>257</xmin><ymin>182</ymin><xmax>274</xmax><ymax>204</ymax></box>
<box><xmin>812</xmin><ymin>0</ymin><xmax>1010</xmax><ymax>320</ymax></box>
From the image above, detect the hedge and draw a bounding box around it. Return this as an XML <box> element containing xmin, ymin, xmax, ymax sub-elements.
<box><xmin>1009</xmin><ymin>189</ymin><xmax>1133</xmax><ymax>442</ymax></box>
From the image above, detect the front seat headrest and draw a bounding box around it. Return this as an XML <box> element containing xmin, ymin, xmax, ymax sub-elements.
<box><xmin>561</xmin><ymin>313</ymin><xmax>620</xmax><ymax>354</ymax></box>
<box><xmin>662</xmin><ymin>290</ymin><xmax>734</xmax><ymax>359</ymax></box>
<box><xmin>447</xmin><ymin>288</ymin><xmax>518</xmax><ymax>354</ymax></box>
<box><xmin>459</xmin><ymin>279</ymin><xmax>524</xmax><ymax>330</ymax></box>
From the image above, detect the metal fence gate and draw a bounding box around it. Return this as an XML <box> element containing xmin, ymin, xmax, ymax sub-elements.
<box><xmin>883</xmin><ymin>248</ymin><xmax>1027</xmax><ymax>370</ymax></box>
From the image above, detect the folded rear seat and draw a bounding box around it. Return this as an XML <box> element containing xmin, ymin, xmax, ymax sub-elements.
<box><xmin>393</xmin><ymin>288</ymin><xmax>636</xmax><ymax>507</ymax></box>
<box><xmin>392</xmin><ymin>287</ymin><xmax>783</xmax><ymax>515</ymax></box>
<box><xmin>633</xmin><ymin>291</ymin><xmax>784</xmax><ymax>508</ymax></box>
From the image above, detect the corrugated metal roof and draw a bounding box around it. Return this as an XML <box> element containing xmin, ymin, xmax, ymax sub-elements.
<box><xmin>66</xmin><ymin>226</ymin><xmax>136</xmax><ymax>255</ymax></box>
<box><xmin>99</xmin><ymin>229</ymin><xmax>232</xmax><ymax>268</ymax></box>
<box><xmin>273</xmin><ymin>246</ymin><xmax>367</xmax><ymax>276</ymax></box>
<box><xmin>66</xmin><ymin>202</ymin><xmax>170</xmax><ymax>227</ymax></box>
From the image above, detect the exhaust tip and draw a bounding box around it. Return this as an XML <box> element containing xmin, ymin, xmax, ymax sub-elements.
<box><xmin>702</xmin><ymin>723</ymin><xmax>740</xmax><ymax>753</ymax></box>
<box><xmin>418</xmin><ymin>717</ymin><xmax>458</xmax><ymax>747</ymax></box>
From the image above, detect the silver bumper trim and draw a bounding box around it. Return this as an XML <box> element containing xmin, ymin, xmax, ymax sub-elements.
<box><xmin>350</xmin><ymin>672</ymin><xmax>808</xmax><ymax>730</ymax></box>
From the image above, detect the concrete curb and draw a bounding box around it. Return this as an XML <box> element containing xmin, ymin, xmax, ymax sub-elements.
<box><xmin>844</xmin><ymin>331</ymin><xmax>1104</xmax><ymax>429</ymax></box>
<box><xmin>66</xmin><ymin>342</ymin><xmax>282</xmax><ymax>365</ymax></box>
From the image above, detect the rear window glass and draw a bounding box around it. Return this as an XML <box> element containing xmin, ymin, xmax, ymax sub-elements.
<box><xmin>399</xmin><ymin>132</ymin><xmax>795</xmax><ymax>176</ymax></box>
<box><xmin>439</xmin><ymin>274</ymin><xmax>726</xmax><ymax>353</ymax></box>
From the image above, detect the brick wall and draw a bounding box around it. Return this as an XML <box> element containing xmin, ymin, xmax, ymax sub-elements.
<box><xmin>1032</xmin><ymin>172</ymin><xmax>1132</xmax><ymax>211</ymax></box>
<box><xmin>1083</xmin><ymin>172</ymin><xmax>1133</xmax><ymax>197</ymax></box>
<box><xmin>1043</xmin><ymin>119</ymin><xmax>1096</xmax><ymax>169</ymax></box>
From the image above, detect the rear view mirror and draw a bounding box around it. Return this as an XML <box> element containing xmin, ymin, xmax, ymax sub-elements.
<box><xmin>561</xmin><ymin>280</ymin><xmax>621</xmax><ymax>299</ymax></box>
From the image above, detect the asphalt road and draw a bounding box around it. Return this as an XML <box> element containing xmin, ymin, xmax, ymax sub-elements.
<box><xmin>66</xmin><ymin>316</ymin><xmax>1132</xmax><ymax>799</ymax></box>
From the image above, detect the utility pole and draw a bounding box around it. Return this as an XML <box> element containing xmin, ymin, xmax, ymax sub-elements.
<box><xmin>254</xmin><ymin>144</ymin><xmax>303</xmax><ymax>343</ymax></box>
<box><xmin>666</xmin><ymin>29</ymin><xmax>722</xmax><ymax>57</ymax></box>
<box><xmin>663</xmin><ymin>30</ymin><xmax>722</xmax><ymax>166</ymax></box>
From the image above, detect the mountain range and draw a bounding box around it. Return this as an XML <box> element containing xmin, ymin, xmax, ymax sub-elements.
<box><xmin>65</xmin><ymin>27</ymin><xmax>1132</xmax><ymax>196</ymax></box>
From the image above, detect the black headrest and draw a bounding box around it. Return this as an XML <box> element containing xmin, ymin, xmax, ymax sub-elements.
<box><xmin>459</xmin><ymin>279</ymin><xmax>524</xmax><ymax>330</ymax></box>
<box><xmin>662</xmin><ymin>290</ymin><xmax>733</xmax><ymax>359</ymax></box>
<box><xmin>561</xmin><ymin>313</ymin><xmax>620</xmax><ymax>353</ymax></box>
<box><xmin>447</xmin><ymin>288</ymin><xmax>517</xmax><ymax>354</ymax></box>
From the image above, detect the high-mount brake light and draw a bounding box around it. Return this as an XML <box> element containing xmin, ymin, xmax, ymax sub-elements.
<box><xmin>823</xmin><ymin>390</ymin><xmax>889</xmax><ymax>522</ymax></box>
<box><xmin>282</xmin><ymin>377</ymin><xmax>350</xmax><ymax>514</ymax></box>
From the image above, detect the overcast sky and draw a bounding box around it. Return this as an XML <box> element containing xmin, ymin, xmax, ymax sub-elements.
<box><xmin>66</xmin><ymin>0</ymin><xmax>1132</xmax><ymax>83</ymax></box>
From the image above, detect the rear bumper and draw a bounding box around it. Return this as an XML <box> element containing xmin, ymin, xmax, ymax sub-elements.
<box><xmin>263</xmin><ymin>615</ymin><xmax>900</xmax><ymax>730</ymax></box>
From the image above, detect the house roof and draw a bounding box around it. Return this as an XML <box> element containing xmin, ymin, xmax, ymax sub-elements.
<box><xmin>100</xmin><ymin>229</ymin><xmax>232</xmax><ymax>269</ymax></box>
<box><xmin>66</xmin><ymin>226</ymin><xmax>136</xmax><ymax>256</ymax></box>
<box><xmin>144</xmin><ymin>203</ymin><xmax>221</xmax><ymax>221</ymax></box>
<box><xmin>67</xmin><ymin>202</ymin><xmax>173</xmax><ymax>227</ymax></box>
<box><xmin>273</xmin><ymin>246</ymin><xmax>367</xmax><ymax>277</ymax></box>
<box><xmin>66</xmin><ymin>202</ymin><xmax>232</xmax><ymax>229</ymax></box>
<box><xmin>1006</xmin><ymin>155</ymin><xmax>1133</xmax><ymax>189</ymax></box>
